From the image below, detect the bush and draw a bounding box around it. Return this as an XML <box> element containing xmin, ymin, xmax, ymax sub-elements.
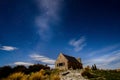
<box><xmin>50</xmin><ymin>74</ymin><xmax>60</xmax><ymax>80</ymax></box>
<box><xmin>85</xmin><ymin>65</ymin><xmax>91</xmax><ymax>71</ymax></box>
<box><xmin>13</xmin><ymin>65</ymin><xmax>27</xmax><ymax>73</ymax></box>
<box><xmin>91</xmin><ymin>64</ymin><xmax>97</xmax><ymax>70</ymax></box>
<box><xmin>81</xmin><ymin>70</ymin><xmax>97</xmax><ymax>79</ymax></box>
<box><xmin>45</xmin><ymin>70</ymin><xmax>51</xmax><ymax>75</ymax></box>
<box><xmin>28</xmin><ymin>64</ymin><xmax>50</xmax><ymax>73</ymax></box>
<box><xmin>0</xmin><ymin>66</ymin><xmax>13</xmax><ymax>79</ymax></box>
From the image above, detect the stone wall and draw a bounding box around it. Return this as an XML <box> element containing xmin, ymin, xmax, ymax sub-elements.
<box><xmin>55</xmin><ymin>53</ymin><xmax>83</xmax><ymax>70</ymax></box>
<box><xmin>55</xmin><ymin>54</ymin><xmax>68</xmax><ymax>70</ymax></box>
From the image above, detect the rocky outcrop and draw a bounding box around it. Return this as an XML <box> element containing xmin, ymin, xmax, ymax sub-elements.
<box><xmin>60</xmin><ymin>70</ymin><xmax>88</xmax><ymax>80</ymax></box>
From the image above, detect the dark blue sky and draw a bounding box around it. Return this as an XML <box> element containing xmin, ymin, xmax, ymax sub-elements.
<box><xmin>0</xmin><ymin>0</ymin><xmax>120</xmax><ymax>69</ymax></box>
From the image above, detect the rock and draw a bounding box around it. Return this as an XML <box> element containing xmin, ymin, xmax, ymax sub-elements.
<box><xmin>60</xmin><ymin>70</ymin><xmax>88</xmax><ymax>80</ymax></box>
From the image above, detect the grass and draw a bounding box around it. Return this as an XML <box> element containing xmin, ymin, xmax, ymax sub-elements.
<box><xmin>29</xmin><ymin>69</ymin><xmax>46</xmax><ymax>80</ymax></box>
<box><xmin>2</xmin><ymin>72</ymin><xmax>28</xmax><ymax>80</ymax></box>
<box><xmin>1</xmin><ymin>69</ymin><xmax>60</xmax><ymax>80</ymax></box>
<box><xmin>91</xmin><ymin>70</ymin><xmax>120</xmax><ymax>80</ymax></box>
<box><xmin>82</xmin><ymin>69</ymin><xmax>120</xmax><ymax>80</ymax></box>
<box><xmin>3</xmin><ymin>66</ymin><xmax>120</xmax><ymax>80</ymax></box>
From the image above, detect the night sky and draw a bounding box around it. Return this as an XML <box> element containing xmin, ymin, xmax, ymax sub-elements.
<box><xmin>0</xmin><ymin>0</ymin><xmax>120</xmax><ymax>69</ymax></box>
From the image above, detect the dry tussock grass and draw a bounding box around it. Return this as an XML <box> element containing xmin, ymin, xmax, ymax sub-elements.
<box><xmin>2</xmin><ymin>69</ymin><xmax>60</xmax><ymax>80</ymax></box>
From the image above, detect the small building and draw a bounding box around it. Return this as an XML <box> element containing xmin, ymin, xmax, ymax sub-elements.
<box><xmin>55</xmin><ymin>53</ymin><xmax>83</xmax><ymax>70</ymax></box>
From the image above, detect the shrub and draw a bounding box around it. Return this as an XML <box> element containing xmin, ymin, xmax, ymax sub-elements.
<box><xmin>81</xmin><ymin>70</ymin><xmax>96</xmax><ymax>79</ymax></box>
<box><xmin>45</xmin><ymin>70</ymin><xmax>51</xmax><ymax>75</ymax></box>
<box><xmin>13</xmin><ymin>65</ymin><xmax>27</xmax><ymax>73</ymax></box>
<box><xmin>91</xmin><ymin>64</ymin><xmax>97</xmax><ymax>70</ymax></box>
<box><xmin>84</xmin><ymin>65</ymin><xmax>91</xmax><ymax>71</ymax></box>
<box><xmin>51</xmin><ymin>69</ymin><xmax>60</xmax><ymax>74</ymax></box>
<box><xmin>0</xmin><ymin>66</ymin><xmax>13</xmax><ymax>79</ymax></box>
<box><xmin>40</xmin><ymin>69</ymin><xmax>45</xmax><ymax>75</ymax></box>
<box><xmin>50</xmin><ymin>75</ymin><xmax>60</xmax><ymax>80</ymax></box>
<box><xmin>28</xmin><ymin>64</ymin><xmax>50</xmax><ymax>73</ymax></box>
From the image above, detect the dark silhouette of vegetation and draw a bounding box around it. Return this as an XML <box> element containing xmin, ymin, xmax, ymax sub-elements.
<box><xmin>0</xmin><ymin>66</ymin><xmax>13</xmax><ymax>79</ymax></box>
<box><xmin>28</xmin><ymin>64</ymin><xmax>50</xmax><ymax>73</ymax></box>
<box><xmin>13</xmin><ymin>65</ymin><xmax>27</xmax><ymax>73</ymax></box>
<box><xmin>91</xmin><ymin>64</ymin><xmax>97</xmax><ymax>70</ymax></box>
<box><xmin>0</xmin><ymin>64</ymin><xmax>50</xmax><ymax>79</ymax></box>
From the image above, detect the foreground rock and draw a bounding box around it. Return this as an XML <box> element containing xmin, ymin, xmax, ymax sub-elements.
<box><xmin>60</xmin><ymin>70</ymin><xmax>88</xmax><ymax>80</ymax></box>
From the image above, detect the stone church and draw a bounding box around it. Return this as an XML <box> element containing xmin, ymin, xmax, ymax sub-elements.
<box><xmin>55</xmin><ymin>53</ymin><xmax>83</xmax><ymax>70</ymax></box>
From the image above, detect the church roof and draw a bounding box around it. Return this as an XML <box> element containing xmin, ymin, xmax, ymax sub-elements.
<box><xmin>62</xmin><ymin>53</ymin><xmax>81</xmax><ymax>64</ymax></box>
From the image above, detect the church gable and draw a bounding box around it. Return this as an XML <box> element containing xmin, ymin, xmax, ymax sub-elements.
<box><xmin>55</xmin><ymin>53</ymin><xmax>83</xmax><ymax>70</ymax></box>
<box><xmin>55</xmin><ymin>53</ymin><xmax>68</xmax><ymax>70</ymax></box>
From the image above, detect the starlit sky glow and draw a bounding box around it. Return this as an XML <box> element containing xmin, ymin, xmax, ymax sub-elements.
<box><xmin>0</xmin><ymin>0</ymin><xmax>120</xmax><ymax>69</ymax></box>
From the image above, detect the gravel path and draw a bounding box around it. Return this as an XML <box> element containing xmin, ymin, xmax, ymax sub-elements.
<box><xmin>60</xmin><ymin>70</ymin><xmax>88</xmax><ymax>80</ymax></box>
